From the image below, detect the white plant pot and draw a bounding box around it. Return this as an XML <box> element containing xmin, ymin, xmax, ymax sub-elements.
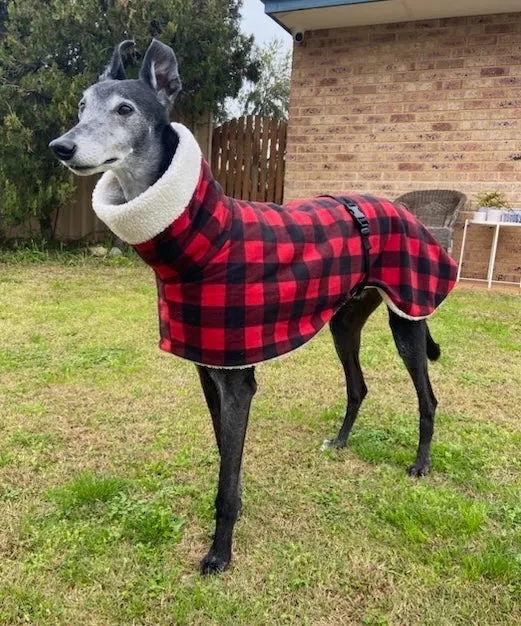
<box><xmin>472</xmin><ymin>211</ymin><xmax>487</xmax><ymax>223</ymax></box>
<box><xmin>486</xmin><ymin>207</ymin><xmax>504</xmax><ymax>222</ymax></box>
<box><xmin>503</xmin><ymin>209</ymin><xmax>521</xmax><ymax>223</ymax></box>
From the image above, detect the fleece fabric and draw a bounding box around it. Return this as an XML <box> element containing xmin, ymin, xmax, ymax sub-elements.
<box><xmin>93</xmin><ymin>123</ymin><xmax>457</xmax><ymax>368</ymax></box>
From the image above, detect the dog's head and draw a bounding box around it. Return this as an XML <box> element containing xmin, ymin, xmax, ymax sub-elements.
<box><xmin>49</xmin><ymin>39</ymin><xmax>181</xmax><ymax>177</ymax></box>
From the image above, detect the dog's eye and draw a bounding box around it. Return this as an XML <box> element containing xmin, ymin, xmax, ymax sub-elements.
<box><xmin>78</xmin><ymin>101</ymin><xmax>86</xmax><ymax>113</ymax></box>
<box><xmin>117</xmin><ymin>104</ymin><xmax>134</xmax><ymax>116</ymax></box>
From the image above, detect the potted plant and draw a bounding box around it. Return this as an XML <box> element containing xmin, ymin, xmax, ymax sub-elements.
<box><xmin>475</xmin><ymin>191</ymin><xmax>510</xmax><ymax>223</ymax></box>
<box><xmin>502</xmin><ymin>206</ymin><xmax>521</xmax><ymax>223</ymax></box>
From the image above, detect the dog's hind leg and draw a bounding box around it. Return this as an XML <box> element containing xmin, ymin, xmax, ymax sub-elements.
<box><xmin>198</xmin><ymin>366</ymin><xmax>257</xmax><ymax>574</ymax></box>
<box><xmin>323</xmin><ymin>288</ymin><xmax>383</xmax><ymax>450</ymax></box>
<box><xmin>387</xmin><ymin>311</ymin><xmax>438</xmax><ymax>477</ymax></box>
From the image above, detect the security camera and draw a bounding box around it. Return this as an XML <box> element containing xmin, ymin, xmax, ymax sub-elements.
<box><xmin>293</xmin><ymin>30</ymin><xmax>305</xmax><ymax>44</ymax></box>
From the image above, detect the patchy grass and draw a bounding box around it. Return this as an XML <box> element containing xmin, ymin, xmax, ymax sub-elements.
<box><xmin>0</xmin><ymin>260</ymin><xmax>520</xmax><ymax>625</ymax></box>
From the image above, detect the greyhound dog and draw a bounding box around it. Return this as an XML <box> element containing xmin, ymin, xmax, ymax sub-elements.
<box><xmin>50</xmin><ymin>40</ymin><xmax>457</xmax><ymax>574</ymax></box>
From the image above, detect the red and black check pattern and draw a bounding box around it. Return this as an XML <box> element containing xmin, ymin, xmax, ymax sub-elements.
<box><xmin>134</xmin><ymin>160</ymin><xmax>457</xmax><ymax>368</ymax></box>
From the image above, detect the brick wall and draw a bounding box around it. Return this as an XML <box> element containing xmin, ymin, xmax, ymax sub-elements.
<box><xmin>286</xmin><ymin>12</ymin><xmax>521</xmax><ymax>283</ymax></box>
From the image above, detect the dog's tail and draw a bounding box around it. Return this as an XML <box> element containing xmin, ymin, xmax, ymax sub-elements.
<box><xmin>426</xmin><ymin>324</ymin><xmax>441</xmax><ymax>361</ymax></box>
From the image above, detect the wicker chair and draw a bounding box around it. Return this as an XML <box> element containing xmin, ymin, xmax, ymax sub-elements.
<box><xmin>394</xmin><ymin>189</ymin><xmax>467</xmax><ymax>252</ymax></box>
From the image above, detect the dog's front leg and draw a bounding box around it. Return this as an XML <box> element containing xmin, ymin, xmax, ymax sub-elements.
<box><xmin>199</xmin><ymin>366</ymin><xmax>257</xmax><ymax>574</ymax></box>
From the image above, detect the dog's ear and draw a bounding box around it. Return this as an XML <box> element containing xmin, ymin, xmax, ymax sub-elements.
<box><xmin>140</xmin><ymin>39</ymin><xmax>182</xmax><ymax>106</ymax></box>
<box><xmin>99</xmin><ymin>40</ymin><xmax>135</xmax><ymax>81</ymax></box>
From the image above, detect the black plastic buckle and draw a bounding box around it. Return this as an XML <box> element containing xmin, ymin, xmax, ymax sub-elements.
<box><xmin>344</xmin><ymin>199</ymin><xmax>371</xmax><ymax>241</ymax></box>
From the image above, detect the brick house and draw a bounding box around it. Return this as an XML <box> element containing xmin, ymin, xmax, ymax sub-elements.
<box><xmin>262</xmin><ymin>0</ymin><xmax>521</xmax><ymax>284</ymax></box>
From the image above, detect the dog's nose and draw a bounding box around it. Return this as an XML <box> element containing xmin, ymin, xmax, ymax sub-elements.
<box><xmin>49</xmin><ymin>138</ymin><xmax>77</xmax><ymax>161</ymax></box>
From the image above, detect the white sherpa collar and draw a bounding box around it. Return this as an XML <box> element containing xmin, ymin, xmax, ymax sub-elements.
<box><xmin>92</xmin><ymin>122</ymin><xmax>202</xmax><ymax>245</ymax></box>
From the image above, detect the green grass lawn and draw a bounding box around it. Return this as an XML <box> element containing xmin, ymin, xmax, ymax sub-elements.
<box><xmin>1</xmin><ymin>254</ymin><xmax>520</xmax><ymax>625</ymax></box>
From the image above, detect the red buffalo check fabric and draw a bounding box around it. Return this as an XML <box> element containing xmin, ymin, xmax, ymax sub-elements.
<box><xmin>93</xmin><ymin>123</ymin><xmax>457</xmax><ymax>369</ymax></box>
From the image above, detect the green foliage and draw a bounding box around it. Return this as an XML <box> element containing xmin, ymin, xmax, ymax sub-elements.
<box><xmin>236</xmin><ymin>37</ymin><xmax>291</xmax><ymax>120</ymax></box>
<box><xmin>475</xmin><ymin>190</ymin><xmax>510</xmax><ymax>208</ymax></box>
<box><xmin>0</xmin><ymin>238</ymin><xmax>141</xmax><ymax>265</ymax></box>
<box><xmin>108</xmin><ymin>492</ymin><xmax>187</xmax><ymax>544</ymax></box>
<box><xmin>174</xmin><ymin>0</ymin><xmax>259</xmax><ymax>124</ymax></box>
<box><xmin>0</xmin><ymin>0</ymin><xmax>258</xmax><ymax>235</ymax></box>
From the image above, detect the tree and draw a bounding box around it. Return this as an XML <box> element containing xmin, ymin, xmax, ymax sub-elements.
<box><xmin>236</xmin><ymin>38</ymin><xmax>291</xmax><ymax>120</ymax></box>
<box><xmin>0</xmin><ymin>0</ymin><xmax>258</xmax><ymax>238</ymax></box>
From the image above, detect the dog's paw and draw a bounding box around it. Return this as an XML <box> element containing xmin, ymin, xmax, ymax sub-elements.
<box><xmin>406</xmin><ymin>462</ymin><xmax>430</xmax><ymax>478</ymax></box>
<box><xmin>200</xmin><ymin>550</ymin><xmax>230</xmax><ymax>575</ymax></box>
<box><xmin>321</xmin><ymin>438</ymin><xmax>346</xmax><ymax>451</ymax></box>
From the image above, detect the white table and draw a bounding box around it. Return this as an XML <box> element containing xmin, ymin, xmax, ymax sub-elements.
<box><xmin>456</xmin><ymin>219</ymin><xmax>521</xmax><ymax>289</ymax></box>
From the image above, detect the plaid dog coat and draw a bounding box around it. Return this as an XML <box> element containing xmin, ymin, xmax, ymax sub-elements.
<box><xmin>93</xmin><ymin>123</ymin><xmax>457</xmax><ymax>368</ymax></box>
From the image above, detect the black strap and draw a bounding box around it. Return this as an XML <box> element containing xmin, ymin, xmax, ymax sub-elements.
<box><xmin>320</xmin><ymin>195</ymin><xmax>371</xmax><ymax>296</ymax></box>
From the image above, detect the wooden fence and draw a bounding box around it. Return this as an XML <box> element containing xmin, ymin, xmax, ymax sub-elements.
<box><xmin>211</xmin><ymin>115</ymin><xmax>287</xmax><ymax>204</ymax></box>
